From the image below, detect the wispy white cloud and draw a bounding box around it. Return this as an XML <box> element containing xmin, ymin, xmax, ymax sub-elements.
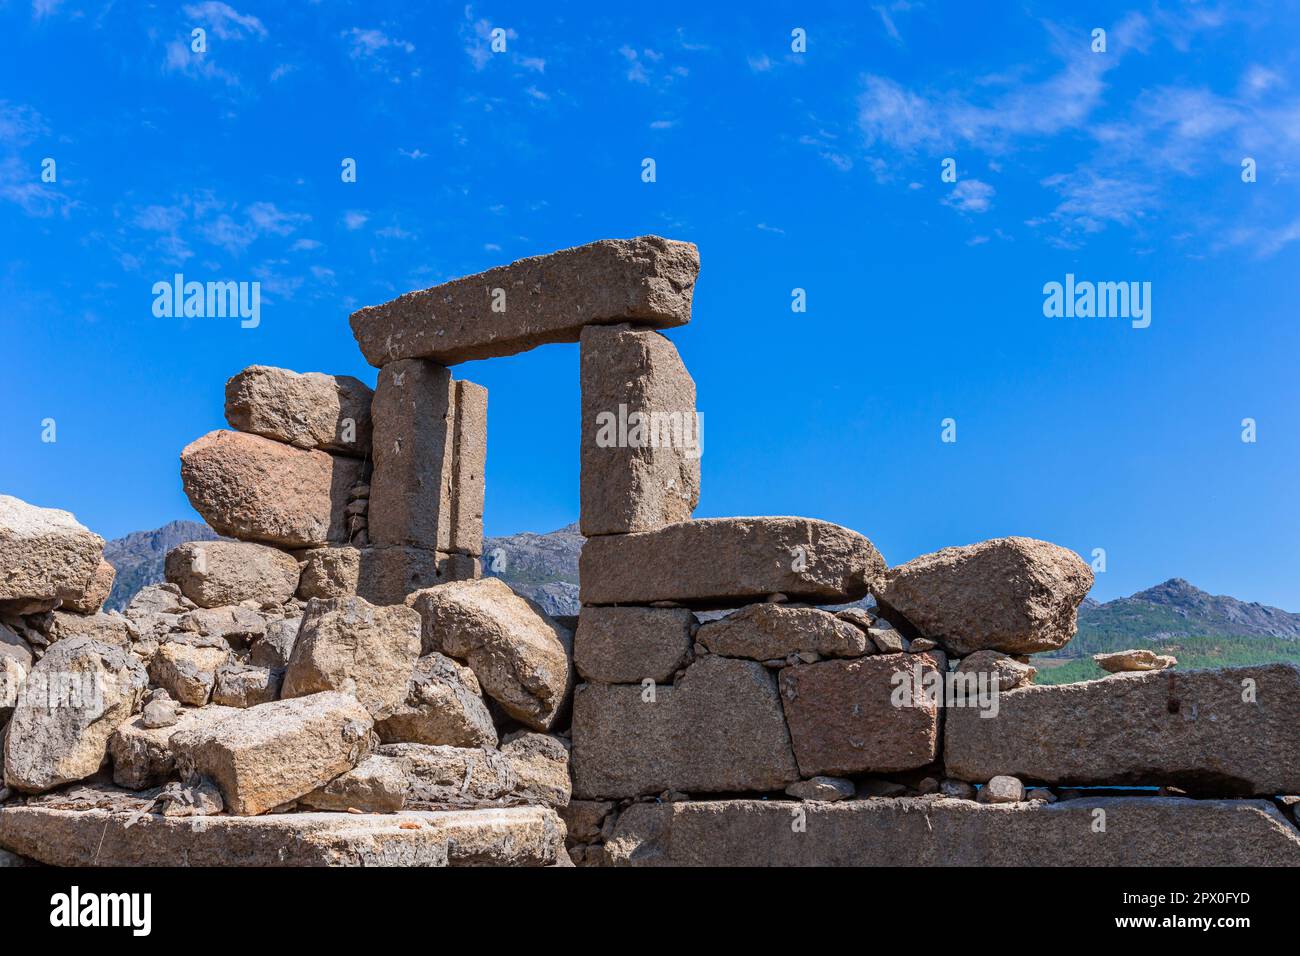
<box><xmin>942</xmin><ymin>178</ymin><xmax>994</xmax><ymax>214</ymax></box>
<box><xmin>0</xmin><ymin>102</ymin><xmax>76</xmax><ymax>218</ymax></box>
<box><xmin>461</xmin><ymin>9</ymin><xmax>516</xmax><ymax>71</ymax></box>
<box><xmin>873</xmin><ymin>1</ymin><xmax>918</xmax><ymax>44</ymax></box>
<box><xmin>342</xmin><ymin>27</ymin><xmax>417</xmax><ymax>83</ymax></box>
<box><xmin>1040</xmin><ymin>170</ymin><xmax>1156</xmax><ymax>234</ymax></box>
<box><xmin>183</xmin><ymin>2</ymin><xmax>267</xmax><ymax>41</ymax></box>
<box><xmin>344</xmin><ymin>27</ymin><xmax>414</xmax><ymax>60</ymax></box>
<box><xmin>125</xmin><ymin>195</ymin><xmax>310</xmax><ymax>263</ymax></box>
<box><xmin>32</xmin><ymin>0</ymin><xmax>63</xmax><ymax>20</ymax></box>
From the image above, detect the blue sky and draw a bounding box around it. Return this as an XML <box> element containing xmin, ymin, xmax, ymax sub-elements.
<box><xmin>2</xmin><ymin>1</ymin><xmax>1298</xmax><ymax>608</ymax></box>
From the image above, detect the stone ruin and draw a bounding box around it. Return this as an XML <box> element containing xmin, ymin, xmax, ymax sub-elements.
<box><xmin>2</xmin><ymin>235</ymin><xmax>1300</xmax><ymax>867</ymax></box>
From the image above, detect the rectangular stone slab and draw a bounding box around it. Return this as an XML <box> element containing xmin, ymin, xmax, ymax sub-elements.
<box><xmin>779</xmin><ymin>653</ymin><xmax>941</xmax><ymax>777</ymax></box>
<box><xmin>349</xmin><ymin>236</ymin><xmax>699</xmax><ymax>366</ymax></box>
<box><xmin>369</xmin><ymin>359</ymin><xmax>455</xmax><ymax>551</ymax></box>
<box><xmin>580</xmin><ymin>324</ymin><xmax>700</xmax><ymax>535</ymax></box>
<box><xmin>450</xmin><ymin>379</ymin><xmax>487</xmax><ymax>556</ymax></box>
<box><xmin>0</xmin><ymin>806</ymin><xmax>564</xmax><ymax>866</ymax></box>
<box><xmin>574</xmin><ymin>606</ymin><xmax>695</xmax><ymax>683</ymax></box>
<box><xmin>578</xmin><ymin>517</ymin><xmax>885</xmax><ymax>608</ymax></box>
<box><xmin>601</xmin><ymin>797</ymin><xmax>1300</xmax><ymax>867</ymax></box>
<box><xmin>357</xmin><ymin>548</ymin><xmax>481</xmax><ymax>605</ymax></box>
<box><xmin>943</xmin><ymin>664</ymin><xmax>1300</xmax><ymax>795</ymax></box>
<box><xmin>171</xmin><ymin>691</ymin><xmax>372</xmax><ymax>815</ymax></box>
<box><xmin>571</xmin><ymin>655</ymin><xmax>799</xmax><ymax>798</ymax></box>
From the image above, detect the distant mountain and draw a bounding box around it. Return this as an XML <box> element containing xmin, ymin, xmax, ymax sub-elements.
<box><xmin>100</xmin><ymin>519</ymin><xmax>586</xmax><ymax>617</ymax></box>
<box><xmin>483</xmin><ymin>523</ymin><xmax>583</xmax><ymax>617</ymax></box>
<box><xmin>102</xmin><ymin>520</ymin><xmax>222</xmax><ymax>611</ymax></box>
<box><xmin>102</xmin><ymin>522</ymin><xmax>1300</xmax><ymax>655</ymax></box>
<box><xmin>1068</xmin><ymin>577</ymin><xmax>1300</xmax><ymax>658</ymax></box>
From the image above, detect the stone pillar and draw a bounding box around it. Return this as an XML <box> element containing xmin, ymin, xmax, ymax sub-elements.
<box><xmin>366</xmin><ymin>359</ymin><xmax>485</xmax><ymax>602</ymax></box>
<box><xmin>579</xmin><ymin>324</ymin><xmax>700</xmax><ymax>536</ymax></box>
<box><xmin>449</xmin><ymin>380</ymin><xmax>487</xmax><ymax>557</ymax></box>
<box><xmin>369</xmin><ymin>358</ymin><xmax>455</xmax><ymax>551</ymax></box>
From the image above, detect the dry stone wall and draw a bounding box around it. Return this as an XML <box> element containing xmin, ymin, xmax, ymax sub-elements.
<box><xmin>2</xmin><ymin>235</ymin><xmax>1299</xmax><ymax>867</ymax></box>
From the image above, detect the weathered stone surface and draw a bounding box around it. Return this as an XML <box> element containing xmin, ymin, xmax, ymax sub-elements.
<box><xmin>941</xmin><ymin>778</ymin><xmax>975</xmax><ymax>799</ymax></box>
<box><xmin>211</xmin><ymin>663</ymin><xmax>280</xmax><ymax>708</ymax></box>
<box><xmin>300</xmin><ymin>754</ymin><xmax>407</xmax><ymax>813</ymax></box>
<box><xmin>165</xmin><ymin>540</ymin><xmax>300</xmax><ymax>608</ymax></box>
<box><xmin>560</xmin><ymin>799</ymin><xmax>615</xmax><ymax>843</ymax></box>
<box><xmin>580</xmin><ymin>517</ymin><xmax>885</xmax><ymax>608</ymax></box>
<box><xmin>125</xmin><ymin>582</ymin><xmax>194</xmax><ymax>619</ymax></box>
<box><xmin>0</xmin><ymin>494</ymin><xmax>104</xmax><ymax>605</ymax></box>
<box><xmin>572</xmin><ymin>655</ymin><xmax>799</xmax><ymax>798</ymax></box>
<box><xmin>250</xmin><ymin>617</ymin><xmax>300</xmax><ymax>670</ymax></box>
<box><xmin>875</xmin><ymin>537</ymin><xmax>1093</xmax><ymax>655</ymax></box>
<box><xmin>282</xmin><ymin>596</ymin><xmax>421</xmax><ymax>720</ymax></box>
<box><xmin>0</xmin><ymin>622</ymin><xmax>33</xmax><ymax>670</ymax></box>
<box><xmin>374</xmin><ymin>651</ymin><xmax>497</xmax><ymax>748</ymax></box>
<box><xmin>297</xmin><ymin>546</ymin><xmax>363</xmax><ymax>600</ymax></box>
<box><xmin>172</xmin><ymin>691</ymin><xmax>372</xmax><ymax>815</ymax></box>
<box><xmin>141</xmin><ymin>697</ymin><xmax>178</xmax><ymax>728</ymax></box>
<box><xmin>1095</xmin><ymin>649</ymin><xmax>1177</xmax><ymax>672</ymax></box>
<box><xmin>956</xmin><ymin>649</ymin><xmax>1036</xmax><ymax>690</ymax></box>
<box><xmin>0</xmin><ymin>655</ymin><xmax>27</xmax><ymax>721</ymax></box>
<box><xmin>450</xmin><ymin>379</ymin><xmax>487</xmax><ymax>556</ymax></box>
<box><xmin>109</xmin><ymin>705</ymin><xmax>240</xmax><ymax>790</ymax></box>
<box><xmin>979</xmin><ymin>775</ymin><xmax>1025</xmax><ymax>804</ymax></box>
<box><xmin>574</xmin><ymin>606</ymin><xmax>694</xmax><ymax>683</ymax></box>
<box><xmin>407</xmin><ymin>577</ymin><xmax>571</xmax><ymax>731</ymax></box>
<box><xmin>501</xmin><ymin>732</ymin><xmax>571</xmax><ymax>808</ymax></box>
<box><xmin>3</xmin><ymin>638</ymin><xmax>148</xmax><ymax>793</ymax></box>
<box><xmin>379</xmin><ymin>743</ymin><xmax>516</xmax><ymax>808</ymax></box>
<box><xmin>350</xmin><ymin>236</ymin><xmax>699</xmax><ymax>366</ymax></box>
<box><xmin>45</xmin><ymin>610</ymin><xmax>133</xmax><ymax>647</ymax></box>
<box><xmin>156</xmin><ymin>777</ymin><xmax>224</xmax><ymax>816</ymax></box>
<box><xmin>0</xmin><ymin>805</ymin><xmax>564</xmax><ymax>866</ymax></box>
<box><xmin>178</xmin><ymin>605</ymin><xmax>266</xmax><ymax>646</ymax></box>
<box><xmin>580</xmin><ymin>324</ymin><xmax>700</xmax><ymax>536</ymax></box>
<box><xmin>224</xmin><ymin>365</ymin><xmax>374</xmax><ymax>457</ymax></box>
<box><xmin>180</xmin><ymin>430</ymin><xmax>364</xmax><ymax>548</ymax></box>
<box><xmin>149</xmin><ymin>635</ymin><xmax>230</xmax><ymax>706</ymax></box>
<box><xmin>297</xmin><ymin>545</ymin><xmax>480</xmax><ymax>605</ymax></box>
<box><xmin>699</xmin><ymin>604</ymin><xmax>868</xmax><ymax>661</ymax></box>
<box><xmin>601</xmin><ymin>797</ymin><xmax>1300</xmax><ymax>867</ymax></box>
<box><xmin>868</xmin><ymin>625</ymin><xmax>905</xmax><ymax>654</ymax></box>
<box><xmin>63</xmin><ymin>559</ymin><xmax>116</xmax><ymax>614</ymax></box>
<box><xmin>778</xmin><ymin>653</ymin><xmax>941</xmax><ymax>777</ymax></box>
<box><xmin>786</xmin><ymin>776</ymin><xmax>856</xmax><ymax>802</ymax></box>
<box><xmin>944</xmin><ymin>664</ymin><xmax>1300</xmax><ymax>795</ymax></box>
<box><xmin>369</xmin><ymin>359</ymin><xmax>455</xmax><ymax>551</ymax></box>
<box><xmin>367</xmin><ymin>548</ymin><xmax>480</xmax><ymax>596</ymax></box>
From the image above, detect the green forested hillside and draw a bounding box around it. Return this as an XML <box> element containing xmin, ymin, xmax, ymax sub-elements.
<box><xmin>1034</xmin><ymin>635</ymin><xmax>1300</xmax><ymax>685</ymax></box>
